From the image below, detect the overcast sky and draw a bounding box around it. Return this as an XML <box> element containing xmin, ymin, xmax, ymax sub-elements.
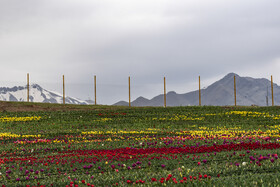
<box><xmin>0</xmin><ymin>0</ymin><xmax>280</xmax><ymax>104</ymax></box>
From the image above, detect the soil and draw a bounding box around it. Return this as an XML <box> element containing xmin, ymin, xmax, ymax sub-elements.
<box><xmin>0</xmin><ymin>101</ymin><xmax>100</xmax><ymax>112</ymax></box>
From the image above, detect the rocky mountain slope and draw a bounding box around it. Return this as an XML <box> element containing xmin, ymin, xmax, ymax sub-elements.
<box><xmin>0</xmin><ymin>84</ymin><xmax>88</xmax><ymax>104</ymax></box>
<box><xmin>114</xmin><ymin>73</ymin><xmax>277</xmax><ymax>106</ymax></box>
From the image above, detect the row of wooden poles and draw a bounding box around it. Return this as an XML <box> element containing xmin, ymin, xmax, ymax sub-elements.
<box><xmin>26</xmin><ymin>73</ymin><xmax>96</xmax><ymax>105</ymax></box>
<box><xmin>231</xmin><ymin>75</ymin><xmax>274</xmax><ymax>106</ymax></box>
<box><xmin>27</xmin><ymin>73</ymin><xmax>68</xmax><ymax>103</ymax></box>
<box><xmin>26</xmin><ymin>73</ymin><xmax>275</xmax><ymax>106</ymax></box>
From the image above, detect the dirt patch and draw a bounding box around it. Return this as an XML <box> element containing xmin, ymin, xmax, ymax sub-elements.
<box><xmin>0</xmin><ymin>101</ymin><xmax>98</xmax><ymax>112</ymax></box>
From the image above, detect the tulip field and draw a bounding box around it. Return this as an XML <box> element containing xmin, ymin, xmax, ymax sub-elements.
<box><xmin>2</xmin><ymin>104</ymin><xmax>280</xmax><ymax>186</ymax></box>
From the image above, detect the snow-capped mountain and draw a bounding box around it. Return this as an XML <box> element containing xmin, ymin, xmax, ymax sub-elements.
<box><xmin>0</xmin><ymin>84</ymin><xmax>88</xmax><ymax>105</ymax></box>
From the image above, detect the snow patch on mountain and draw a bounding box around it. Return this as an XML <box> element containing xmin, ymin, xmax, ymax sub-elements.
<box><xmin>0</xmin><ymin>84</ymin><xmax>88</xmax><ymax>105</ymax></box>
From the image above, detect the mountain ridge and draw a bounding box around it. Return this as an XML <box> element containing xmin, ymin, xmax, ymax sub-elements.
<box><xmin>0</xmin><ymin>84</ymin><xmax>88</xmax><ymax>105</ymax></box>
<box><xmin>113</xmin><ymin>73</ymin><xmax>278</xmax><ymax>106</ymax></box>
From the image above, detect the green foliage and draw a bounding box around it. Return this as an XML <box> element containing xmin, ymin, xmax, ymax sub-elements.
<box><xmin>1</xmin><ymin>105</ymin><xmax>280</xmax><ymax>186</ymax></box>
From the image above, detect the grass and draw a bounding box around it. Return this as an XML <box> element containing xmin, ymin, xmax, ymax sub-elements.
<box><xmin>1</xmin><ymin>102</ymin><xmax>280</xmax><ymax>186</ymax></box>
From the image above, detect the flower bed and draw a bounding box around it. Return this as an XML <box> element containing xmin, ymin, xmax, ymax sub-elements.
<box><xmin>1</xmin><ymin>106</ymin><xmax>280</xmax><ymax>186</ymax></box>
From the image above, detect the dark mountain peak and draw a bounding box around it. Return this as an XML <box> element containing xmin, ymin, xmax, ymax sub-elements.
<box><xmin>224</xmin><ymin>72</ymin><xmax>240</xmax><ymax>79</ymax></box>
<box><xmin>209</xmin><ymin>73</ymin><xmax>241</xmax><ymax>88</ymax></box>
<box><xmin>31</xmin><ymin>84</ymin><xmax>43</xmax><ymax>91</ymax></box>
<box><xmin>113</xmin><ymin>73</ymin><xmax>280</xmax><ymax>106</ymax></box>
<box><xmin>167</xmin><ymin>91</ymin><xmax>177</xmax><ymax>95</ymax></box>
<box><xmin>113</xmin><ymin>101</ymin><xmax>129</xmax><ymax>106</ymax></box>
<box><xmin>31</xmin><ymin>83</ymin><xmax>42</xmax><ymax>88</ymax></box>
<box><xmin>134</xmin><ymin>96</ymin><xmax>149</xmax><ymax>101</ymax></box>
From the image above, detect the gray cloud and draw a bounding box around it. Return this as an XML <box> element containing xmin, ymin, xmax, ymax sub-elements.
<box><xmin>0</xmin><ymin>0</ymin><xmax>280</xmax><ymax>104</ymax></box>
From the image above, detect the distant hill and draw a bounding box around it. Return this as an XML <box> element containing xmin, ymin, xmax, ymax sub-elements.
<box><xmin>0</xmin><ymin>84</ymin><xmax>88</xmax><ymax>104</ymax></box>
<box><xmin>114</xmin><ymin>73</ymin><xmax>277</xmax><ymax>106</ymax></box>
<box><xmin>85</xmin><ymin>100</ymin><xmax>95</xmax><ymax>104</ymax></box>
<box><xmin>113</xmin><ymin>101</ymin><xmax>129</xmax><ymax>106</ymax></box>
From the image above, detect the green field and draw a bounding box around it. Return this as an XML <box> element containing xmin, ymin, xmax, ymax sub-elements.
<box><xmin>1</xmin><ymin>102</ymin><xmax>280</xmax><ymax>186</ymax></box>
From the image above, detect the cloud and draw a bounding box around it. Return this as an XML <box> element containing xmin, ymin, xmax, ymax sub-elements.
<box><xmin>0</xmin><ymin>0</ymin><xmax>280</xmax><ymax>104</ymax></box>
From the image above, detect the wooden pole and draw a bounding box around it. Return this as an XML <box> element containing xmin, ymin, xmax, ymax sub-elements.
<box><xmin>199</xmin><ymin>76</ymin><xmax>201</xmax><ymax>106</ymax></box>
<box><xmin>128</xmin><ymin>76</ymin><xmax>131</xmax><ymax>107</ymax></box>
<box><xmin>63</xmin><ymin>75</ymin><xmax>65</xmax><ymax>104</ymax></box>
<box><xmin>271</xmin><ymin>75</ymin><xmax>274</xmax><ymax>106</ymax></box>
<box><xmin>27</xmin><ymin>73</ymin><xmax>29</xmax><ymax>102</ymax></box>
<box><xmin>164</xmin><ymin>77</ymin><xmax>166</xmax><ymax>107</ymax></box>
<box><xmin>94</xmin><ymin>75</ymin><xmax>97</xmax><ymax>105</ymax></box>
<box><xmin>234</xmin><ymin>75</ymin><xmax>236</xmax><ymax>106</ymax></box>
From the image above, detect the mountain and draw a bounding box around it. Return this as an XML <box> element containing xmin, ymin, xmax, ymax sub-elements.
<box><xmin>113</xmin><ymin>101</ymin><xmax>129</xmax><ymax>106</ymax></box>
<box><xmin>85</xmin><ymin>100</ymin><xmax>95</xmax><ymax>104</ymax></box>
<box><xmin>0</xmin><ymin>84</ymin><xmax>88</xmax><ymax>105</ymax></box>
<box><xmin>114</xmin><ymin>73</ymin><xmax>277</xmax><ymax>106</ymax></box>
